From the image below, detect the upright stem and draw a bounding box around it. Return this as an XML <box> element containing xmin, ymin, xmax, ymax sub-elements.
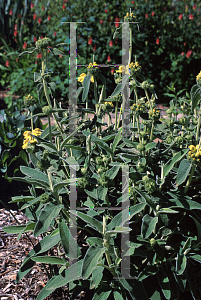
<box><xmin>184</xmin><ymin>164</ymin><xmax>196</xmax><ymax>194</ymax></box>
<box><xmin>85</xmin><ymin>97</ymin><xmax>88</xmax><ymax>120</ymax></box>
<box><xmin>48</xmin><ymin>114</ymin><xmax>52</xmax><ymax>142</ymax></box>
<box><xmin>117</xmin><ymin>105</ymin><xmax>122</xmax><ymax>129</ymax></box>
<box><xmin>196</xmin><ymin>107</ymin><xmax>201</xmax><ymax>142</ymax></box>
<box><xmin>115</xmin><ymin>100</ymin><xmax>118</xmax><ymax>131</ymax></box>
<box><xmin>30</xmin><ymin>108</ymin><xmax>34</xmax><ymax>132</ymax></box>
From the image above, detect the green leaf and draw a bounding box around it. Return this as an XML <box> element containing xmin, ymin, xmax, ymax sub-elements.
<box><xmin>38</xmin><ymin>141</ymin><xmax>58</xmax><ymax>154</ymax></box>
<box><xmin>112</xmin><ymin>128</ymin><xmax>122</xmax><ymax>154</ymax></box>
<box><xmin>76</xmin><ymin>86</ymin><xmax>84</xmax><ymax>98</ymax></box>
<box><xmin>82</xmin><ymin>75</ymin><xmax>92</xmax><ymax>102</ymax></box>
<box><xmin>134</xmin><ymin>188</ymin><xmax>156</xmax><ymax>210</ymax></box>
<box><xmin>187</xmin><ymin>262</ymin><xmax>197</xmax><ymax>300</ymax></box>
<box><xmin>190</xmin><ymin>216</ymin><xmax>201</xmax><ymax>242</ymax></box>
<box><xmin>110</xmin><ymin>83</ymin><xmax>122</xmax><ymax>98</ymax></box>
<box><xmin>176</xmin><ymin>159</ymin><xmax>192</xmax><ymax>186</ymax></box>
<box><xmin>118</xmin><ymin>276</ymin><xmax>148</xmax><ymax>300</ymax></box>
<box><xmin>81</xmin><ymin>245</ymin><xmax>106</xmax><ymax>279</ymax></box>
<box><xmin>141</xmin><ymin>215</ymin><xmax>158</xmax><ymax>239</ymax></box>
<box><xmin>33</xmin><ymin>203</ymin><xmax>63</xmax><ymax>237</ymax></box>
<box><xmin>122</xmin><ymin>74</ymin><xmax>130</xmax><ymax>90</ymax></box>
<box><xmin>91</xmin><ymin>135</ymin><xmax>113</xmax><ymax>156</ymax></box>
<box><xmin>113</xmin><ymin>290</ymin><xmax>125</xmax><ymax>300</ymax></box>
<box><xmin>10</xmin><ymin>176</ymin><xmax>49</xmax><ymax>189</ymax></box>
<box><xmin>190</xmin><ymin>84</ymin><xmax>201</xmax><ymax>111</ymax></box>
<box><xmin>86</xmin><ymin>237</ymin><xmax>103</xmax><ymax>247</ymax></box>
<box><xmin>60</xmin><ymin>124</ymin><xmax>83</xmax><ymax>149</ymax></box>
<box><xmin>9</xmin><ymin>196</ymin><xmax>35</xmax><ymax>203</ymax></box>
<box><xmin>138</xmin><ymin>265</ymin><xmax>158</xmax><ymax>281</ymax></box>
<box><xmin>2</xmin><ymin>225</ymin><xmax>27</xmax><ymax>234</ymax></box>
<box><xmin>189</xmin><ymin>254</ymin><xmax>201</xmax><ymax>264</ymax></box>
<box><xmin>176</xmin><ymin>253</ymin><xmax>187</xmax><ymax>275</ymax></box>
<box><xmin>59</xmin><ymin>219</ymin><xmax>81</xmax><ymax>259</ymax></box>
<box><xmin>106</xmin><ymin>166</ymin><xmax>121</xmax><ymax>180</ymax></box>
<box><xmin>145</xmin><ymin>142</ymin><xmax>157</xmax><ymax>151</ymax></box>
<box><xmin>70</xmin><ymin>210</ymin><xmax>103</xmax><ymax>233</ymax></box>
<box><xmin>16</xmin><ymin>229</ymin><xmax>60</xmax><ymax>282</ymax></box>
<box><xmin>36</xmin><ymin>260</ymin><xmax>83</xmax><ymax>300</ymax></box>
<box><xmin>107</xmin><ymin>202</ymin><xmax>146</xmax><ymax>231</ymax></box>
<box><xmin>21</xmin><ymin>197</ymin><xmax>40</xmax><ymax>209</ymax></box>
<box><xmin>64</xmin><ymin>155</ymin><xmax>79</xmax><ymax>171</ymax></box>
<box><xmin>163</xmin><ymin>149</ymin><xmax>189</xmax><ymax>178</ymax></box>
<box><xmin>157</xmin><ymin>269</ymin><xmax>171</xmax><ymax>300</ymax></box>
<box><xmin>92</xmin><ymin>285</ymin><xmax>112</xmax><ymax>300</ymax></box>
<box><xmin>20</xmin><ymin>166</ymin><xmax>49</xmax><ymax>184</ymax></box>
<box><xmin>31</xmin><ymin>256</ymin><xmax>66</xmax><ymax>265</ymax></box>
<box><xmin>90</xmin><ymin>265</ymin><xmax>104</xmax><ymax>289</ymax></box>
<box><xmin>52</xmin><ymin>48</ymin><xmax>66</xmax><ymax>56</ymax></box>
<box><xmin>105</xmin><ymin>226</ymin><xmax>132</xmax><ymax>237</ymax></box>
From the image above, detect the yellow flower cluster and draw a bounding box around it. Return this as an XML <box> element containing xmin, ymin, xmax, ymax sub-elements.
<box><xmin>87</xmin><ymin>62</ymin><xmax>98</xmax><ymax>69</ymax></box>
<box><xmin>188</xmin><ymin>144</ymin><xmax>201</xmax><ymax>162</ymax></box>
<box><xmin>105</xmin><ymin>101</ymin><xmax>114</xmax><ymax>107</ymax></box>
<box><xmin>116</xmin><ymin>62</ymin><xmax>141</xmax><ymax>75</ymax></box>
<box><xmin>124</xmin><ymin>12</ymin><xmax>135</xmax><ymax>22</ymax></box>
<box><xmin>149</xmin><ymin>108</ymin><xmax>160</xmax><ymax>121</ymax></box>
<box><xmin>196</xmin><ymin>71</ymin><xmax>201</xmax><ymax>84</ymax></box>
<box><xmin>22</xmin><ymin>128</ymin><xmax>42</xmax><ymax>149</ymax></box>
<box><xmin>78</xmin><ymin>73</ymin><xmax>94</xmax><ymax>83</ymax></box>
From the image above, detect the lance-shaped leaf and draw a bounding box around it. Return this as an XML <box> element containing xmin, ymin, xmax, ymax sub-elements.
<box><xmin>107</xmin><ymin>202</ymin><xmax>146</xmax><ymax>231</ymax></box>
<box><xmin>90</xmin><ymin>265</ymin><xmax>104</xmax><ymax>290</ymax></box>
<box><xmin>118</xmin><ymin>276</ymin><xmax>148</xmax><ymax>300</ymax></box>
<box><xmin>81</xmin><ymin>245</ymin><xmax>106</xmax><ymax>279</ymax></box>
<box><xmin>176</xmin><ymin>159</ymin><xmax>192</xmax><ymax>186</ymax></box>
<box><xmin>92</xmin><ymin>285</ymin><xmax>112</xmax><ymax>300</ymax></box>
<box><xmin>141</xmin><ymin>215</ymin><xmax>158</xmax><ymax>239</ymax></box>
<box><xmin>31</xmin><ymin>256</ymin><xmax>66</xmax><ymax>265</ymax></box>
<box><xmin>16</xmin><ymin>228</ymin><xmax>60</xmax><ymax>282</ymax></box>
<box><xmin>59</xmin><ymin>219</ymin><xmax>81</xmax><ymax>259</ymax></box>
<box><xmin>70</xmin><ymin>210</ymin><xmax>103</xmax><ymax>233</ymax></box>
<box><xmin>163</xmin><ymin>149</ymin><xmax>189</xmax><ymax>178</ymax></box>
<box><xmin>36</xmin><ymin>259</ymin><xmax>83</xmax><ymax>300</ymax></box>
<box><xmin>176</xmin><ymin>253</ymin><xmax>187</xmax><ymax>275</ymax></box>
<box><xmin>110</xmin><ymin>83</ymin><xmax>122</xmax><ymax>98</ymax></box>
<box><xmin>34</xmin><ymin>203</ymin><xmax>63</xmax><ymax>237</ymax></box>
<box><xmin>191</xmin><ymin>84</ymin><xmax>201</xmax><ymax>111</ymax></box>
<box><xmin>20</xmin><ymin>166</ymin><xmax>49</xmax><ymax>185</ymax></box>
<box><xmin>82</xmin><ymin>75</ymin><xmax>92</xmax><ymax>102</ymax></box>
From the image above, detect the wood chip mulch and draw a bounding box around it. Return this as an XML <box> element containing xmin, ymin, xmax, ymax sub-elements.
<box><xmin>0</xmin><ymin>208</ymin><xmax>86</xmax><ymax>300</ymax></box>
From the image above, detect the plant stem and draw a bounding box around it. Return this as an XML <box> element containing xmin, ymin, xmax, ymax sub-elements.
<box><xmin>30</xmin><ymin>108</ymin><xmax>34</xmax><ymax>132</ymax></box>
<box><xmin>184</xmin><ymin>163</ymin><xmax>196</xmax><ymax>194</ymax></box>
<box><xmin>47</xmin><ymin>114</ymin><xmax>52</xmax><ymax>142</ymax></box>
<box><xmin>117</xmin><ymin>105</ymin><xmax>122</xmax><ymax>129</ymax></box>
<box><xmin>115</xmin><ymin>100</ymin><xmax>118</xmax><ymax>131</ymax></box>
<box><xmin>196</xmin><ymin>114</ymin><xmax>201</xmax><ymax>142</ymax></box>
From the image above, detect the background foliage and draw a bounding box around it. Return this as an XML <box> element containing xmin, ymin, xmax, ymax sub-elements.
<box><xmin>0</xmin><ymin>0</ymin><xmax>201</xmax><ymax>108</ymax></box>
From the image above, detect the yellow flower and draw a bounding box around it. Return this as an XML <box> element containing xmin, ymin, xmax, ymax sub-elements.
<box><xmin>116</xmin><ymin>65</ymin><xmax>129</xmax><ymax>74</ymax></box>
<box><xmin>78</xmin><ymin>73</ymin><xmax>94</xmax><ymax>83</ymax></box>
<box><xmin>188</xmin><ymin>145</ymin><xmax>196</xmax><ymax>152</ymax></box>
<box><xmin>32</xmin><ymin>128</ymin><xmax>42</xmax><ymax>136</ymax></box>
<box><xmin>196</xmin><ymin>71</ymin><xmax>201</xmax><ymax>82</ymax></box>
<box><xmin>195</xmin><ymin>152</ymin><xmax>200</xmax><ymax>158</ymax></box>
<box><xmin>87</xmin><ymin>62</ymin><xmax>98</xmax><ymax>69</ymax></box>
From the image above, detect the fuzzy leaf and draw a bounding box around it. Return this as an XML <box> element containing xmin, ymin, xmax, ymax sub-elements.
<box><xmin>82</xmin><ymin>245</ymin><xmax>106</xmax><ymax>279</ymax></box>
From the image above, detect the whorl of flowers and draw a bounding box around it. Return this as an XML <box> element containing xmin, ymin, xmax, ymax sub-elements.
<box><xmin>22</xmin><ymin>128</ymin><xmax>42</xmax><ymax>149</ymax></box>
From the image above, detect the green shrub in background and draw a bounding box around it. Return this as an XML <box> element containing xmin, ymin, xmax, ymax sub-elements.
<box><xmin>1</xmin><ymin>0</ymin><xmax>201</xmax><ymax>107</ymax></box>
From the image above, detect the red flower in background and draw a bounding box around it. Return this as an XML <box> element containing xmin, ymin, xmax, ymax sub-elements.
<box><xmin>105</xmin><ymin>9</ymin><xmax>108</xmax><ymax>13</ymax></box>
<box><xmin>6</xmin><ymin>60</ymin><xmax>9</xmax><ymax>67</ymax></box>
<box><xmin>189</xmin><ymin>14</ymin><xmax>193</xmax><ymax>20</ymax></box>
<box><xmin>48</xmin><ymin>15</ymin><xmax>51</xmax><ymax>21</ymax></box>
<box><xmin>164</xmin><ymin>7</ymin><xmax>167</xmax><ymax>11</ymax></box>
<box><xmin>23</xmin><ymin>42</ymin><xmax>27</xmax><ymax>49</ymax></box>
<box><xmin>41</xmin><ymin>35</ymin><xmax>44</xmax><ymax>39</ymax></box>
<box><xmin>88</xmin><ymin>37</ymin><xmax>92</xmax><ymax>45</ymax></box>
<box><xmin>109</xmin><ymin>40</ymin><xmax>113</xmax><ymax>47</ymax></box>
<box><xmin>193</xmin><ymin>4</ymin><xmax>196</xmax><ymax>10</ymax></box>
<box><xmin>33</xmin><ymin>13</ymin><xmax>36</xmax><ymax>20</ymax></box>
<box><xmin>34</xmin><ymin>36</ymin><xmax>37</xmax><ymax>42</ymax></box>
<box><xmin>62</xmin><ymin>4</ymin><xmax>66</xmax><ymax>9</ymax></box>
<box><xmin>42</xmin><ymin>6</ymin><xmax>45</xmax><ymax>10</ymax></box>
<box><xmin>156</xmin><ymin>37</ymin><xmax>160</xmax><ymax>44</ymax></box>
<box><xmin>184</xmin><ymin>42</ymin><xmax>186</xmax><ymax>46</ymax></box>
<box><xmin>115</xmin><ymin>38</ymin><xmax>118</xmax><ymax>44</ymax></box>
<box><xmin>181</xmin><ymin>52</ymin><xmax>184</xmax><ymax>56</ymax></box>
<box><xmin>9</xmin><ymin>10</ymin><xmax>12</xmax><ymax>15</ymax></box>
<box><xmin>64</xmin><ymin>0</ymin><xmax>68</xmax><ymax>2</ymax></box>
<box><xmin>107</xmin><ymin>55</ymin><xmax>111</xmax><ymax>62</ymax></box>
<box><xmin>38</xmin><ymin>17</ymin><xmax>42</xmax><ymax>24</ymax></box>
<box><xmin>111</xmin><ymin>68</ymin><xmax>114</xmax><ymax>74</ymax></box>
<box><xmin>145</xmin><ymin>13</ymin><xmax>148</xmax><ymax>18</ymax></box>
<box><xmin>115</xmin><ymin>16</ymin><xmax>120</xmax><ymax>28</ymax></box>
<box><xmin>132</xmin><ymin>1</ymin><xmax>134</xmax><ymax>3</ymax></box>
<box><xmin>100</xmin><ymin>19</ymin><xmax>103</xmax><ymax>24</ymax></box>
<box><xmin>37</xmin><ymin>53</ymin><xmax>42</xmax><ymax>59</ymax></box>
<box><xmin>14</xmin><ymin>24</ymin><xmax>17</xmax><ymax>30</ymax></box>
<box><xmin>31</xmin><ymin>2</ymin><xmax>34</xmax><ymax>8</ymax></box>
<box><xmin>178</xmin><ymin>14</ymin><xmax>182</xmax><ymax>20</ymax></box>
<box><xmin>186</xmin><ymin>50</ymin><xmax>192</xmax><ymax>58</ymax></box>
<box><xmin>151</xmin><ymin>11</ymin><xmax>155</xmax><ymax>16</ymax></box>
<box><xmin>14</xmin><ymin>31</ymin><xmax>17</xmax><ymax>37</ymax></box>
<box><xmin>93</xmin><ymin>45</ymin><xmax>96</xmax><ymax>51</ymax></box>
<box><xmin>16</xmin><ymin>58</ymin><xmax>18</xmax><ymax>62</ymax></box>
<box><xmin>54</xmin><ymin>32</ymin><xmax>57</xmax><ymax>37</ymax></box>
<box><xmin>59</xmin><ymin>55</ymin><xmax>63</xmax><ymax>58</ymax></box>
<box><xmin>18</xmin><ymin>14</ymin><xmax>21</xmax><ymax>18</ymax></box>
